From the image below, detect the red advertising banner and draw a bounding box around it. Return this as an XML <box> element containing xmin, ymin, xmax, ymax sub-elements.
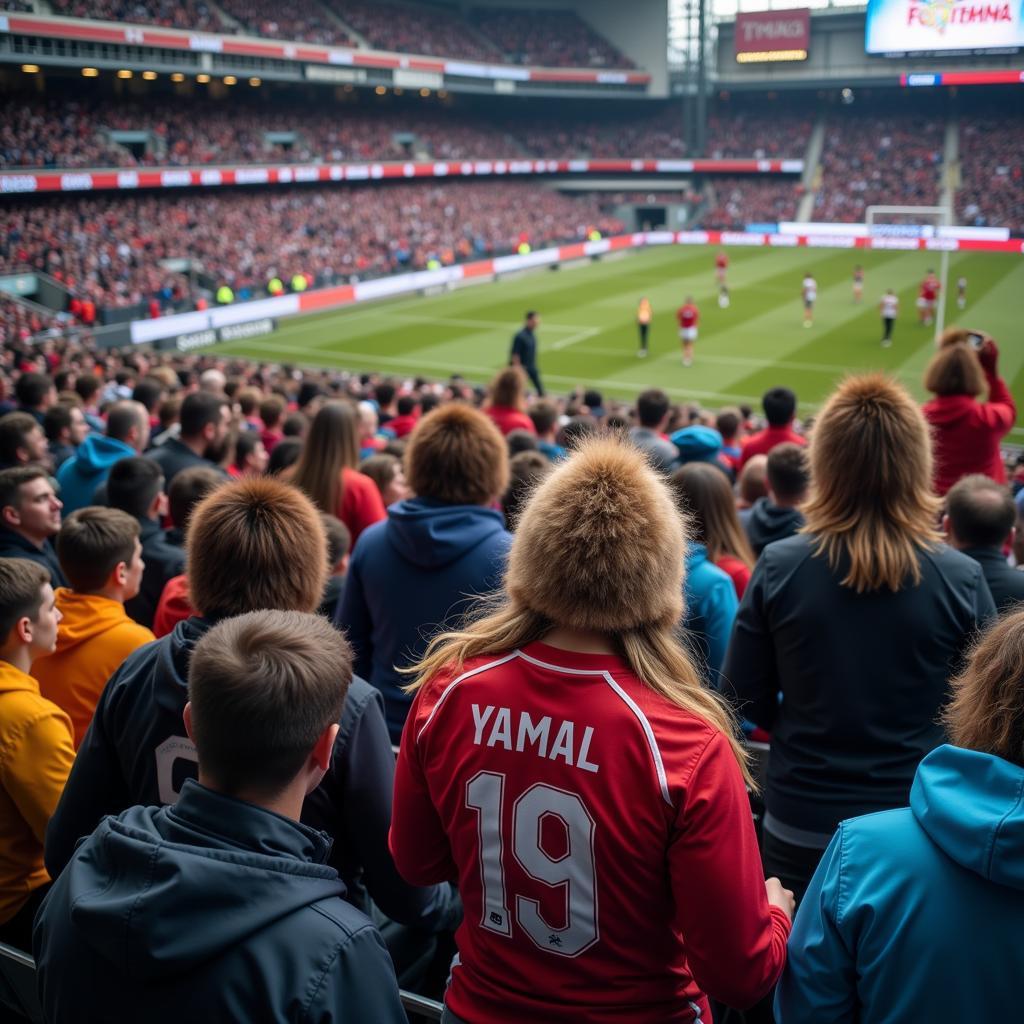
<box><xmin>735</xmin><ymin>9</ymin><xmax>810</xmax><ymax>63</ymax></box>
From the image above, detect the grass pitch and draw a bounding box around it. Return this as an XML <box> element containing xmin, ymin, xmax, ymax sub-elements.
<box><xmin>218</xmin><ymin>244</ymin><xmax>1024</xmax><ymax>439</ymax></box>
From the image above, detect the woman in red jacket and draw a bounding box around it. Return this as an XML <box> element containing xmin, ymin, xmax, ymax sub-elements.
<box><xmin>922</xmin><ymin>330</ymin><xmax>1016</xmax><ymax>495</ymax></box>
<box><xmin>483</xmin><ymin>367</ymin><xmax>536</xmax><ymax>436</ymax></box>
<box><xmin>391</xmin><ymin>436</ymin><xmax>793</xmax><ymax>1024</ymax></box>
<box><xmin>288</xmin><ymin>401</ymin><xmax>386</xmax><ymax>544</ymax></box>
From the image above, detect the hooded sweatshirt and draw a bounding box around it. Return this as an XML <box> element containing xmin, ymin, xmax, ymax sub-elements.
<box><xmin>337</xmin><ymin>497</ymin><xmax>512</xmax><ymax>743</ymax></box>
<box><xmin>745</xmin><ymin>496</ymin><xmax>805</xmax><ymax>557</ymax></box>
<box><xmin>33</xmin><ymin>590</ymin><xmax>155</xmax><ymax>748</ymax></box>
<box><xmin>0</xmin><ymin>660</ymin><xmax>74</xmax><ymax>925</ymax></box>
<box><xmin>55</xmin><ymin>434</ymin><xmax>136</xmax><ymax>515</ymax></box>
<box><xmin>34</xmin><ymin>780</ymin><xmax>406</xmax><ymax>1023</ymax></box>
<box><xmin>45</xmin><ymin>616</ymin><xmax>458</xmax><ymax>933</ymax></box>
<box><xmin>776</xmin><ymin>744</ymin><xmax>1024</xmax><ymax>1022</ymax></box>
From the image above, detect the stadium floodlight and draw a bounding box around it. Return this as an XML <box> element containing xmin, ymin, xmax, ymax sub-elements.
<box><xmin>866</xmin><ymin>205</ymin><xmax>950</xmax><ymax>344</ymax></box>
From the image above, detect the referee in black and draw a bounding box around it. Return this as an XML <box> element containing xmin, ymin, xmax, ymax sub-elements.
<box><xmin>510</xmin><ymin>310</ymin><xmax>544</xmax><ymax>396</ymax></box>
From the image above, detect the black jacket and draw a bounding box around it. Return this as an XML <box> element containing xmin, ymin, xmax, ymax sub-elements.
<box><xmin>125</xmin><ymin>517</ymin><xmax>186</xmax><ymax>628</ymax></box>
<box><xmin>147</xmin><ymin>438</ymin><xmax>226</xmax><ymax>489</ymax></box>
<box><xmin>45</xmin><ymin>616</ymin><xmax>459</xmax><ymax>932</ymax></box>
<box><xmin>744</xmin><ymin>497</ymin><xmax>805</xmax><ymax>557</ymax></box>
<box><xmin>722</xmin><ymin>534</ymin><xmax>996</xmax><ymax>836</ymax></box>
<box><xmin>0</xmin><ymin>527</ymin><xmax>67</xmax><ymax>587</ymax></box>
<box><xmin>34</xmin><ymin>780</ymin><xmax>406</xmax><ymax>1023</ymax></box>
<box><xmin>961</xmin><ymin>546</ymin><xmax>1024</xmax><ymax>613</ymax></box>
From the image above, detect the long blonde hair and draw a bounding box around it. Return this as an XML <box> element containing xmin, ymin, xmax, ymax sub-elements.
<box><xmin>289</xmin><ymin>401</ymin><xmax>361</xmax><ymax>514</ymax></box>
<box><xmin>801</xmin><ymin>373</ymin><xmax>941</xmax><ymax>592</ymax></box>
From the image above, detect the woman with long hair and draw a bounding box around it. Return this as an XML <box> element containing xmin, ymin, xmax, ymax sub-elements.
<box><xmin>288</xmin><ymin>401</ymin><xmax>385</xmax><ymax>543</ymax></box>
<box><xmin>484</xmin><ymin>367</ymin><xmax>535</xmax><ymax>436</ymax></box>
<box><xmin>922</xmin><ymin>328</ymin><xmax>1015</xmax><ymax>495</ymax></box>
<box><xmin>671</xmin><ymin>461</ymin><xmax>756</xmax><ymax>598</ymax></box>
<box><xmin>723</xmin><ymin>373</ymin><xmax>996</xmax><ymax>901</ymax></box>
<box><xmin>777</xmin><ymin>610</ymin><xmax>1024</xmax><ymax>1022</ymax></box>
<box><xmin>391</xmin><ymin>436</ymin><xmax>794</xmax><ymax>1024</ymax></box>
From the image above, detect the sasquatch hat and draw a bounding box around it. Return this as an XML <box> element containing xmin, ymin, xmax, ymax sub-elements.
<box><xmin>507</xmin><ymin>436</ymin><xmax>688</xmax><ymax>632</ymax></box>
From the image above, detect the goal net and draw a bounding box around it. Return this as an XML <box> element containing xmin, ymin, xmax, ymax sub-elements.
<box><xmin>866</xmin><ymin>205</ymin><xmax>950</xmax><ymax>342</ymax></box>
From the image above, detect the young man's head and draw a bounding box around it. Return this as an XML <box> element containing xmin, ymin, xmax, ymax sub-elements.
<box><xmin>168</xmin><ymin>466</ymin><xmax>223</xmax><ymax>531</ymax></box>
<box><xmin>405</xmin><ymin>404</ymin><xmax>509</xmax><ymax>507</ymax></box>
<box><xmin>15</xmin><ymin>372</ymin><xmax>56</xmax><ymax>413</ymax></box>
<box><xmin>945</xmin><ymin>475</ymin><xmax>1016</xmax><ymax>552</ymax></box>
<box><xmin>107</xmin><ymin>456</ymin><xmax>167</xmax><ymax>521</ymax></box>
<box><xmin>0</xmin><ymin>558</ymin><xmax>60</xmax><ymax>666</ymax></box>
<box><xmin>44</xmin><ymin>404</ymin><xmax>88</xmax><ymax>449</ymax></box>
<box><xmin>762</xmin><ymin>387</ymin><xmax>798</xmax><ymax>428</ymax></box>
<box><xmin>106</xmin><ymin>400</ymin><xmax>151</xmax><ymax>454</ymax></box>
<box><xmin>259</xmin><ymin>395</ymin><xmax>285</xmax><ymax>431</ymax></box>
<box><xmin>528</xmin><ymin>399</ymin><xmax>559</xmax><ymax>441</ymax></box>
<box><xmin>766</xmin><ymin>443</ymin><xmax>810</xmax><ymax>508</ymax></box>
<box><xmin>0</xmin><ymin>411</ymin><xmax>49</xmax><ymax>468</ymax></box>
<box><xmin>184</xmin><ymin>610</ymin><xmax>351</xmax><ymax>807</ymax></box>
<box><xmin>715</xmin><ymin>407</ymin><xmax>742</xmax><ymax>445</ymax></box>
<box><xmin>636</xmin><ymin>389</ymin><xmax>671</xmax><ymax>431</ymax></box>
<box><xmin>375</xmin><ymin>381</ymin><xmax>397</xmax><ymax>413</ymax></box>
<box><xmin>186</xmin><ymin>477</ymin><xmax>327</xmax><ymax>620</ymax></box>
<box><xmin>179</xmin><ymin>392</ymin><xmax>231</xmax><ymax>461</ymax></box>
<box><xmin>320</xmin><ymin>513</ymin><xmax>351</xmax><ymax>577</ymax></box>
<box><xmin>0</xmin><ymin>466</ymin><xmax>62</xmax><ymax>545</ymax></box>
<box><xmin>524</xmin><ymin>310</ymin><xmax>539</xmax><ymax>329</ymax></box>
<box><xmin>132</xmin><ymin>377</ymin><xmax>166</xmax><ymax>414</ymax></box>
<box><xmin>57</xmin><ymin>507</ymin><xmax>144</xmax><ymax>602</ymax></box>
<box><xmin>737</xmin><ymin>453</ymin><xmax>769</xmax><ymax>508</ymax></box>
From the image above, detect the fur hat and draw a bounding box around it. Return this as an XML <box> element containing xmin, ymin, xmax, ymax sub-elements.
<box><xmin>507</xmin><ymin>436</ymin><xmax>688</xmax><ymax>632</ymax></box>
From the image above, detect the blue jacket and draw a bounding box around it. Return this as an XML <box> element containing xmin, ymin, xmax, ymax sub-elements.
<box><xmin>337</xmin><ymin>497</ymin><xmax>511</xmax><ymax>743</ymax></box>
<box><xmin>683</xmin><ymin>542</ymin><xmax>738</xmax><ymax>685</ymax></box>
<box><xmin>45</xmin><ymin>616</ymin><xmax>458</xmax><ymax>933</ymax></box>
<box><xmin>35</xmin><ymin>780</ymin><xmax>406</xmax><ymax>1023</ymax></box>
<box><xmin>777</xmin><ymin>744</ymin><xmax>1024</xmax><ymax>1023</ymax></box>
<box><xmin>56</xmin><ymin>433</ymin><xmax>135</xmax><ymax>514</ymax></box>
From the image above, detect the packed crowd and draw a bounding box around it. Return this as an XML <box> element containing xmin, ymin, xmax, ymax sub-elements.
<box><xmin>50</xmin><ymin>0</ymin><xmax>231</xmax><ymax>34</ymax></box>
<box><xmin>705</xmin><ymin>111</ymin><xmax>811</xmax><ymax>160</ymax></box>
<box><xmin>957</xmin><ymin>114</ymin><xmax>1024</xmax><ymax>236</ymax></box>
<box><xmin>0</xmin><ymin>320</ymin><xmax>1018</xmax><ymax>1020</ymax></box>
<box><xmin>217</xmin><ymin>0</ymin><xmax>355</xmax><ymax>46</ymax></box>
<box><xmin>1</xmin><ymin>183</ymin><xmax>624</xmax><ymax>314</ymax></box>
<box><xmin>702</xmin><ymin>176</ymin><xmax>803</xmax><ymax>230</ymax></box>
<box><xmin>814</xmin><ymin>113</ymin><xmax>944</xmax><ymax>222</ymax></box>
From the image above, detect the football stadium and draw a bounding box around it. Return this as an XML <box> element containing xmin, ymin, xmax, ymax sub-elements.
<box><xmin>0</xmin><ymin>1</ymin><xmax>1022</xmax><ymax>1021</ymax></box>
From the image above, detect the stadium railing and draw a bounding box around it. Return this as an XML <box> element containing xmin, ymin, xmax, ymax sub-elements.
<box><xmin>0</xmin><ymin>940</ymin><xmax>443</xmax><ymax>1023</ymax></box>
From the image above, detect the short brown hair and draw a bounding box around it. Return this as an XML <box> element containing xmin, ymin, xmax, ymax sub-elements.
<box><xmin>924</xmin><ymin>341</ymin><xmax>986</xmax><ymax>398</ymax></box>
<box><xmin>405</xmin><ymin>404</ymin><xmax>509</xmax><ymax>506</ymax></box>
<box><xmin>259</xmin><ymin>395</ymin><xmax>285</xmax><ymax>429</ymax></box>
<box><xmin>944</xmin><ymin>608</ymin><xmax>1024</xmax><ymax>767</ymax></box>
<box><xmin>0</xmin><ymin>558</ymin><xmax>49</xmax><ymax>644</ymax></box>
<box><xmin>320</xmin><ymin>513</ymin><xmax>351</xmax><ymax>567</ymax></box>
<box><xmin>186</xmin><ymin>477</ymin><xmax>327</xmax><ymax>619</ymax></box>
<box><xmin>737</xmin><ymin>454</ymin><xmax>768</xmax><ymax>506</ymax></box>
<box><xmin>0</xmin><ymin>465</ymin><xmax>49</xmax><ymax>512</ymax></box>
<box><xmin>946</xmin><ymin>474</ymin><xmax>1016</xmax><ymax>549</ymax></box>
<box><xmin>767</xmin><ymin>443</ymin><xmax>810</xmax><ymax>503</ymax></box>
<box><xmin>0</xmin><ymin>412</ymin><xmax>42</xmax><ymax>465</ymax></box>
<box><xmin>57</xmin><ymin>508</ymin><xmax>140</xmax><ymax>592</ymax></box>
<box><xmin>236</xmin><ymin>387</ymin><xmax>262</xmax><ymax>417</ymax></box>
<box><xmin>168</xmin><ymin>466</ymin><xmax>223</xmax><ymax>530</ymax></box>
<box><xmin>502</xmin><ymin>450</ymin><xmax>552</xmax><ymax>530</ymax></box>
<box><xmin>529</xmin><ymin>399</ymin><xmax>559</xmax><ymax>436</ymax></box>
<box><xmin>188</xmin><ymin>610</ymin><xmax>352</xmax><ymax>796</ymax></box>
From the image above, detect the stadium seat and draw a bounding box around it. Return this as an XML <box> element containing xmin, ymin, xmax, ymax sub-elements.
<box><xmin>400</xmin><ymin>988</ymin><xmax>444</xmax><ymax>1021</ymax></box>
<box><xmin>0</xmin><ymin>942</ymin><xmax>43</xmax><ymax>1024</ymax></box>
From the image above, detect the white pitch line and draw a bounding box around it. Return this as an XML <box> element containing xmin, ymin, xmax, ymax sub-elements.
<box><xmin>550</xmin><ymin>327</ymin><xmax>601</xmax><ymax>350</ymax></box>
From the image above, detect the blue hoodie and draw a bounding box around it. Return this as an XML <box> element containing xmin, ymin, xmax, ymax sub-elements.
<box><xmin>337</xmin><ymin>497</ymin><xmax>512</xmax><ymax>743</ymax></box>
<box><xmin>683</xmin><ymin>542</ymin><xmax>738</xmax><ymax>685</ymax></box>
<box><xmin>776</xmin><ymin>744</ymin><xmax>1024</xmax><ymax>1023</ymax></box>
<box><xmin>56</xmin><ymin>434</ymin><xmax>136</xmax><ymax>514</ymax></box>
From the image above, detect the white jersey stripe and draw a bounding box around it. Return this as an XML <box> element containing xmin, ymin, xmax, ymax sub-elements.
<box><xmin>415</xmin><ymin>652</ymin><xmax>520</xmax><ymax>744</ymax></box>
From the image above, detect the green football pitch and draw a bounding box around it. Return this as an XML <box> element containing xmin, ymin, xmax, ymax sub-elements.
<box><xmin>218</xmin><ymin>244</ymin><xmax>1024</xmax><ymax>441</ymax></box>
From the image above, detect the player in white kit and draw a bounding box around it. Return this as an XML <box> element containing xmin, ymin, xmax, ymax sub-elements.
<box><xmin>879</xmin><ymin>289</ymin><xmax>899</xmax><ymax>347</ymax></box>
<box><xmin>802</xmin><ymin>274</ymin><xmax>816</xmax><ymax>328</ymax></box>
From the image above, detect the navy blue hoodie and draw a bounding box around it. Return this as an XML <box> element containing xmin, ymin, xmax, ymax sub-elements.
<box><xmin>337</xmin><ymin>497</ymin><xmax>511</xmax><ymax>743</ymax></box>
<box><xmin>34</xmin><ymin>780</ymin><xmax>406</xmax><ymax>1023</ymax></box>
<box><xmin>45</xmin><ymin>617</ymin><xmax>458</xmax><ymax>933</ymax></box>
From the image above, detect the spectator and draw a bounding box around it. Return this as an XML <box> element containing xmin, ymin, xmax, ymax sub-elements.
<box><xmin>0</xmin><ymin>411</ymin><xmax>50</xmax><ymax>471</ymax></box>
<box><xmin>14</xmin><ymin>372</ymin><xmax>56</xmax><ymax>425</ymax></box>
<box><xmin>739</xmin><ymin>388</ymin><xmax>805</xmax><ymax>470</ymax></box>
<box><xmin>505</xmin><ymin>429</ymin><xmax>538</xmax><ymax>457</ymax></box>
<box><xmin>230</xmin><ymin>431</ymin><xmax>269</xmax><ymax>478</ymax></box>
<box><xmin>317</xmin><ymin>514</ymin><xmax>351</xmax><ymax>620</ymax></box>
<box><xmin>0</xmin><ymin>467</ymin><xmax>66</xmax><ymax>587</ymax></box>
<box><xmin>56</xmin><ymin>400</ymin><xmax>149</xmax><ymax>514</ymax></box>
<box><xmin>359</xmin><ymin>453</ymin><xmax>409</xmax><ymax>508</ymax></box>
<box><xmin>528</xmin><ymin>398</ymin><xmax>565</xmax><ymax>461</ymax></box>
<box><xmin>922</xmin><ymin>330</ymin><xmax>1016</xmax><ymax>495</ymax></box>
<box><xmin>149</xmin><ymin>392</ymin><xmax>231</xmax><ymax>488</ymax></box>
<box><xmin>484</xmin><ymin>367</ymin><xmax>536</xmax><ymax>436</ymax></box>
<box><xmin>391</xmin><ymin>436</ymin><xmax>793</xmax><ymax>1021</ymax></box>
<box><xmin>671</xmin><ymin>424</ymin><xmax>731</xmax><ymax>477</ymax></box>
<box><xmin>737</xmin><ymin>454</ymin><xmax>769</xmax><ymax>531</ymax></box>
<box><xmin>746</xmin><ymin>443</ymin><xmax>809</xmax><ymax>557</ymax></box>
<box><xmin>945</xmin><ymin>474</ymin><xmax>1024</xmax><ymax>613</ymax></box>
<box><xmin>630</xmin><ymin>388</ymin><xmax>678</xmax><ymax>472</ymax></box>
<box><xmin>43</xmin><ymin>403</ymin><xmax>87</xmax><ymax>471</ymax></box>
<box><xmin>723</xmin><ymin>374</ymin><xmax>996</xmax><ymax>901</ymax></box>
<box><xmin>776</xmin><ymin>608</ymin><xmax>1024</xmax><ymax>1022</ymax></box>
<box><xmin>716</xmin><ymin>406</ymin><xmax>744</xmax><ymax>469</ymax></box>
<box><xmin>0</xmin><ymin>558</ymin><xmax>73</xmax><ymax>952</ymax></box>
<box><xmin>34</xmin><ymin>508</ymin><xmax>154</xmax><ymax>748</ymax></box>
<box><xmin>373</xmin><ymin>381</ymin><xmax>398</xmax><ymax>427</ymax></box>
<box><xmin>258</xmin><ymin>395</ymin><xmax>285</xmax><ymax>453</ymax></box>
<box><xmin>338</xmin><ymin>404</ymin><xmax>511</xmax><ymax>743</ymax></box>
<box><xmin>34</xmin><ymin>609</ymin><xmax>407</xmax><ymax>1024</ymax></box>
<box><xmin>267</xmin><ymin>436</ymin><xmax>303</xmax><ymax>476</ymax></box>
<box><xmin>289</xmin><ymin>401</ymin><xmax>387</xmax><ymax>544</ymax></box>
<box><xmin>502</xmin><ymin>449</ymin><xmax>552</xmax><ymax>530</ymax></box>
<box><xmin>671</xmin><ymin>461</ymin><xmax>757</xmax><ymax>600</ymax></box>
<box><xmin>386</xmin><ymin>394</ymin><xmax>420</xmax><ymax>439</ymax></box>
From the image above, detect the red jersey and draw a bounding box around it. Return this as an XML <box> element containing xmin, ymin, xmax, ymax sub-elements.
<box><xmin>738</xmin><ymin>425</ymin><xmax>806</xmax><ymax>470</ymax></box>
<box><xmin>921</xmin><ymin>277</ymin><xmax>939</xmax><ymax>301</ymax></box>
<box><xmin>715</xmin><ymin>253</ymin><xmax>728</xmax><ymax>270</ymax></box>
<box><xmin>391</xmin><ymin>641</ymin><xmax>789</xmax><ymax>1023</ymax></box>
<box><xmin>677</xmin><ymin>304</ymin><xmax>699</xmax><ymax>329</ymax></box>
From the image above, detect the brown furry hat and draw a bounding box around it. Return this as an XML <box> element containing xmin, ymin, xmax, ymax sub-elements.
<box><xmin>507</xmin><ymin>436</ymin><xmax>688</xmax><ymax>632</ymax></box>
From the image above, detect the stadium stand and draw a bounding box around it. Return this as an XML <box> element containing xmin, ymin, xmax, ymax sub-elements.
<box><xmin>50</xmin><ymin>0</ymin><xmax>233</xmax><ymax>34</ymax></box>
<box><xmin>957</xmin><ymin>113</ymin><xmax>1024</xmax><ymax>236</ymax></box>
<box><xmin>216</xmin><ymin>0</ymin><xmax>356</xmax><ymax>46</ymax></box>
<box><xmin>701</xmin><ymin>176</ymin><xmax>803</xmax><ymax>230</ymax></box>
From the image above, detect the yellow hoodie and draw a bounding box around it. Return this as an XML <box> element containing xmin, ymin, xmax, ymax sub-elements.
<box><xmin>33</xmin><ymin>590</ymin><xmax>155</xmax><ymax>749</ymax></box>
<box><xmin>0</xmin><ymin>660</ymin><xmax>75</xmax><ymax>924</ymax></box>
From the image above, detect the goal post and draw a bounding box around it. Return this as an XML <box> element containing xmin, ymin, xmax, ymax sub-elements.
<box><xmin>866</xmin><ymin>205</ymin><xmax>950</xmax><ymax>343</ymax></box>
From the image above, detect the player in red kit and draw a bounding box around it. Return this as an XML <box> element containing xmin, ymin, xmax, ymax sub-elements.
<box><xmin>715</xmin><ymin>249</ymin><xmax>729</xmax><ymax>285</ymax></box>
<box><xmin>390</xmin><ymin>438</ymin><xmax>794</xmax><ymax>1024</ymax></box>
<box><xmin>918</xmin><ymin>270</ymin><xmax>939</xmax><ymax>326</ymax></box>
<box><xmin>677</xmin><ymin>296</ymin><xmax>699</xmax><ymax>367</ymax></box>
